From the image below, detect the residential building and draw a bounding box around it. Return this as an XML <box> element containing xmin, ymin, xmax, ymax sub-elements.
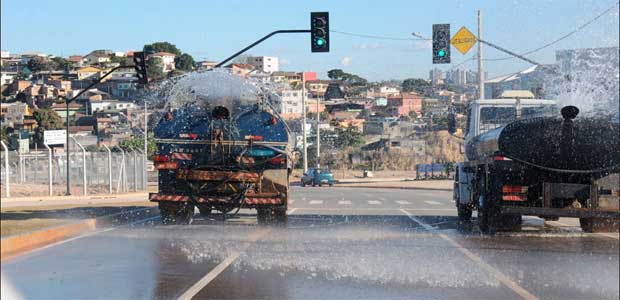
<box><xmin>0</xmin><ymin>51</ymin><xmax>9</xmax><ymax>58</ymax></box>
<box><xmin>197</xmin><ymin>60</ymin><xmax>217</xmax><ymax>70</ymax></box>
<box><xmin>0</xmin><ymin>102</ymin><xmax>33</xmax><ymax>127</ymax></box>
<box><xmin>226</xmin><ymin>63</ymin><xmax>254</xmax><ymax>77</ymax></box>
<box><xmin>305</xmin><ymin>79</ymin><xmax>331</xmax><ymax>97</ymax></box>
<box><xmin>84</xmin><ymin>51</ymin><xmax>111</xmax><ymax>65</ymax></box>
<box><xmin>87</xmin><ymin>99</ymin><xmax>136</xmax><ymax>114</ymax></box>
<box><xmin>1</xmin><ymin>72</ymin><xmax>15</xmax><ymax>86</ymax></box>
<box><xmin>378</xmin><ymin>86</ymin><xmax>400</xmax><ymax>97</ymax></box>
<box><xmin>247</xmin><ymin>56</ymin><xmax>279</xmax><ymax>73</ymax></box>
<box><xmin>385</xmin><ymin>93</ymin><xmax>423</xmax><ymax>117</ymax></box>
<box><xmin>19</xmin><ymin>52</ymin><xmax>46</xmax><ymax>65</ymax></box>
<box><xmin>68</xmin><ymin>55</ymin><xmax>84</xmax><ymax>67</ymax></box>
<box><xmin>279</xmin><ymin>89</ymin><xmax>304</xmax><ymax>119</ymax></box>
<box><xmin>77</xmin><ymin>66</ymin><xmax>102</xmax><ymax>80</ymax></box>
<box><xmin>149</xmin><ymin>52</ymin><xmax>176</xmax><ymax>72</ymax></box>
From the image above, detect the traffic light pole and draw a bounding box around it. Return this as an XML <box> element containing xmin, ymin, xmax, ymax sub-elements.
<box><xmin>64</xmin><ymin>65</ymin><xmax>135</xmax><ymax>195</ymax></box>
<box><xmin>214</xmin><ymin>30</ymin><xmax>311</xmax><ymax>68</ymax></box>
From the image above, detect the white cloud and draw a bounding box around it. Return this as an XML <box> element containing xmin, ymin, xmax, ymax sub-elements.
<box><xmin>353</xmin><ymin>43</ymin><xmax>385</xmax><ymax>50</ymax></box>
<box><xmin>340</xmin><ymin>56</ymin><xmax>353</xmax><ymax>66</ymax></box>
<box><xmin>410</xmin><ymin>40</ymin><xmax>432</xmax><ymax>50</ymax></box>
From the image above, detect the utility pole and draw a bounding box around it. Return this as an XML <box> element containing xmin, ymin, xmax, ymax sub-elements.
<box><xmin>301</xmin><ymin>73</ymin><xmax>308</xmax><ymax>173</ymax></box>
<box><xmin>316</xmin><ymin>97</ymin><xmax>320</xmax><ymax>167</ymax></box>
<box><xmin>144</xmin><ymin>101</ymin><xmax>148</xmax><ymax>190</ymax></box>
<box><xmin>477</xmin><ymin>10</ymin><xmax>485</xmax><ymax>100</ymax></box>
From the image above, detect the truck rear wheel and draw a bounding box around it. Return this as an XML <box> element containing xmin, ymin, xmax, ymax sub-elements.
<box><xmin>198</xmin><ymin>205</ymin><xmax>212</xmax><ymax>220</ymax></box>
<box><xmin>579</xmin><ymin>218</ymin><xmax>620</xmax><ymax>233</ymax></box>
<box><xmin>457</xmin><ymin>204</ymin><xmax>472</xmax><ymax>222</ymax></box>
<box><xmin>159</xmin><ymin>202</ymin><xmax>194</xmax><ymax>225</ymax></box>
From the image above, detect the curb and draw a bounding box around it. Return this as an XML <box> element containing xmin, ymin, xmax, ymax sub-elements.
<box><xmin>0</xmin><ymin>206</ymin><xmax>158</xmax><ymax>261</ymax></box>
<box><xmin>331</xmin><ymin>185</ymin><xmax>453</xmax><ymax>192</ymax></box>
<box><xmin>1</xmin><ymin>192</ymin><xmax>149</xmax><ymax>204</ymax></box>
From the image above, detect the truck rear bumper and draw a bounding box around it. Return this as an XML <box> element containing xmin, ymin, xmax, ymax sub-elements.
<box><xmin>149</xmin><ymin>193</ymin><xmax>284</xmax><ymax>205</ymax></box>
<box><xmin>501</xmin><ymin>206</ymin><xmax>620</xmax><ymax>219</ymax></box>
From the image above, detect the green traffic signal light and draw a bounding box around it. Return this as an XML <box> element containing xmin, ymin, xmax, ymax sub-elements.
<box><xmin>438</xmin><ymin>49</ymin><xmax>446</xmax><ymax>57</ymax></box>
<box><xmin>316</xmin><ymin>38</ymin><xmax>325</xmax><ymax>46</ymax></box>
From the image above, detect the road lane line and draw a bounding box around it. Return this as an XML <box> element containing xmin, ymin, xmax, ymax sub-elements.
<box><xmin>399</xmin><ymin>209</ymin><xmax>539</xmax><ymax>300</ymax></box>
<box><xmin>424</xmin><ymin>200</ymin><xmax>442</xmax><ymax>206</ymax></box>
<box><xmin>309</xmin><ymin>200</ymin><xmax>323</xmax><ymax>205</ymax></box>
<box><xmin>368</xmin><ymin>200</ymin><xmax>382</xmax><ymax>205</ymax></box>
<box><xmin>338</xmin><ymin>200</ymin><xmax>352</xmax><ymax>205</ymax></box>
<box><xmin>287</xmin><ymin>208</ymin><xmax>298</xmax><ymax>214</ymax></box>
<box><xmin>177</xmin><ymin>228</ymin><xmax>270</xmax><ymax>300</ymax></box>
<box><xmin>395</xmin><ymin>200</ymin><xmax>411</xmax><ymax>205</ymax></box>
<box><xmin>296</xmin><ymin>208</ymin><xmax>453</xmax><ymax>211</ymax></box>
<box><xmin>288</xmin><ymin>200</ymin><xmax>295</xmax><ymax>204</ymax></box>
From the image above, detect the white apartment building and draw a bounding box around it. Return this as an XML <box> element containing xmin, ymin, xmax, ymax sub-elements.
<box><xmin>248</xmin><ymin>56</ymin><xmax>279</xmax><ymax>73</ymax></box>
<box><xmin>279</xmin><ymin>89</ymin><xmax>304</xmax><ymax>118</ymax></box>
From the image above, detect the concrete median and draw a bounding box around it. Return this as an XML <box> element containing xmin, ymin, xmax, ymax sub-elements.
<box><xmin>1</xmin><ymin>206</ymin><xmax>158</xmax><ymax>261</ymax></box>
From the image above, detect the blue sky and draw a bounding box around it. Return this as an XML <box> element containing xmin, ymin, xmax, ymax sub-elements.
<box><xmin>1</xmin><ymin>0</ymin><xmax>618</xmax><ymax>81</ymax></box>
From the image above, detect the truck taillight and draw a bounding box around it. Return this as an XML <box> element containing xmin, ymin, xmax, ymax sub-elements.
<box><xmin>494</xmin><ymin>156</ymin><xmax>512</xmax><ymax>161</ymax></box>
<box><xmin>179</xmin><ymin>133</ymin><xmax>198</xmax><ymax>139</ymax></box>
<box><xmin>154</xmin><ymin>155</ymin><xmax>170</xmax><ymax>162</ymax></box>
<box><xmin>155</xmin><ymin>161</ymin><xmax>178</xmax><ymax>170</ymax></box>
<box><xmin>502</xmin><ymin>185</ymin><xmax>528</xmax><ymax>201</ymax></box>
<box><xmin>270</xmin><ymin>156</ymin><xmax>286</xmax><ymax>165</ymax></box>
<box><xmin>502</xmin><ymin>185</ymin><xmax>528</xmax><ymax>193</ymax></box>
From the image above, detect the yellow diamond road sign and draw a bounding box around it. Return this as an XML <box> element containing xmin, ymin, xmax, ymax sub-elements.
<box><xmin>450</xmin><ymin>26</ymin><xmax>477</xmax><ymax>54</ymax></box>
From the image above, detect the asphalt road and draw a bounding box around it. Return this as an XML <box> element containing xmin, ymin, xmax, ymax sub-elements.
<box><xmin>2</xmin><ymin>187</ymin><xmax>619</xmax><ymax>300</ymax></box>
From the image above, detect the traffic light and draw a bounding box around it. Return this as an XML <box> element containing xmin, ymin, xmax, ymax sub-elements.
<box><xmin>132</xmin><ymin>51</ymin><xmax>148</xmax><ymax>84</ymax></box>
<box><xmin>311</xmin><ymin>12</ymin><xmax>329</xmax><ymax>52</ymax></box>
<box><xmin>432</xmin><ymin>24</ymin><xmax>450</xmax><ymax>64</ymax></box>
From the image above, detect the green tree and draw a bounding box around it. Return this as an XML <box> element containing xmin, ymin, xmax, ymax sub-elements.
<box><xmin>408</xmin><ymin>110</ymin><xmax>418</xmax><ymax>119</ymax></box>
<box><xmin>335</xmin><ymin>127</ymin><xmax>364</xmax><ymax>149</ymax></box>
<box><xmin>327</xmin><ymin>69</ymin><xmax>345</xmax><ymax>80</ymax></box>
<box><xmin>144</xmin><ymin>42</ymin><xmax>182</xmax><ymax>56</ymax></box>
<box><xmin>27</xmin><ymin>56</ymin><xmax>52</xmax><ymax>72</ymax></box>
<box><xmin>175</xmin><ymin>53</ymin><xmax>195</xmax><ymax>71</ymax></box>
<box><xmin>1</xmin><ymin>126</ymin><xmax>12</xmax><ymax>144</ymax></box>
<box><xmin>118</xmin><ymin>133</ymin><xmax>157</xmax><ymax>159</ymax></box>
<box><xmin>32</xmin><ymin>109</ymin><xmax>64</xmax><ymax>146</ymax></box>
<box><xmin>50</xmin><ymin>57</ymin><xmax>73</xmax><ymax>71</ymax></box>
<box><xmin>146</xmin><ymin>57</ymin><xmax>165</xmax><ymax>81</ymax></box>
<box><xmin>109</xmin><ymin>55</ymin><xmax>128</xmax><ymax>66</ymax></box>
<box><xmin>402</xmin><ymin>78</ymin><xmax>431</xmax><ymax>95</ymax></box>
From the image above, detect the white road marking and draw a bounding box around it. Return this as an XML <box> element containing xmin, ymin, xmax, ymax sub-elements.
<box><xmin>424</xmin><ymin>200</ymin><xmax>442</xmax><ymax>206</ymax></box>
<box><xmin>338</xmin><ymin>200</ymin><xmax>352</xmax><ymax>205</ymax></box>
<box><xmin>309</xmin><ymin>200</ymin><xmax>323</xmax><ymax>205</ymax></box>
<box><xmin>395</xmin><ymin>200</ymin><xmax>411</xmax><ymax>205</ymax></box>
<box><xmin>549</xmin><ymin>220</ymin><xmax>619</xmax><ymax>240</ymax></box>
<box><xmin>287</xmin><ymin>208</ymin><xmax>298</xmax><ymax>214</ymax></box>
<box><xmin>177</xmin><ymin>228</ymin><xmax>270</xmax><ymax>300</ymax></box>
<box><xmin>400</xmin><ymin>209</ymin><xmax>539</xmax><ymax>300</ymax></box>
<box><xmin>368</xmin><ymin>200</ymin><xmax>382</xmax><ymax>205</ymax></box>
<box><xmin>296</xmin><ymin>208</ymin><xmax>453</xmax><ymax>211</ymax></box>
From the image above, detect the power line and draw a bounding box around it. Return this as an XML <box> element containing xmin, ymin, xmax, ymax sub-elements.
<box><xmin>330</xmin><ymin>29</ymin><xmax>426</xmax><ymax>41</ymax></box>
<box><xmin>484</xmin><ymin>1</ymin><xmax>619</xmax><ymax>61</ymax></box>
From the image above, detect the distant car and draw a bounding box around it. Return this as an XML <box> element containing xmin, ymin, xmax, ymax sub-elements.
<box><xmin>301</xmin><ymin>168</ymin><xmax>335</xmax><ymax>187</ymax></box>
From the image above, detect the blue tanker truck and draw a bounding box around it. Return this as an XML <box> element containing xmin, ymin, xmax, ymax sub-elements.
<box><xmin>149</xmin><ymin>96</ymin><xmax>291</xmax><ymax>225</ymax></box>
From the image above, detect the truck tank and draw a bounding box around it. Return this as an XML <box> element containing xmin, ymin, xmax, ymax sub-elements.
<box><xmin>467</xmin><ymin>106</ymin><xmax>620</xmax><ymax>172</ymax></box>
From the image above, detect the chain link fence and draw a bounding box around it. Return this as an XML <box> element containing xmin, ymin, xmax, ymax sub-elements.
<box><xmin>1</xmin><ymin>140</ymin><xmax>147</xmax><ymax>198</ymax></box>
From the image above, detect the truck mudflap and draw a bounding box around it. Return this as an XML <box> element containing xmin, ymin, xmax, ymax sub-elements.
<box><xmin>149</xmin><ymin>193</ymin><xmax>284</xmax><ymax>205</ymax></box>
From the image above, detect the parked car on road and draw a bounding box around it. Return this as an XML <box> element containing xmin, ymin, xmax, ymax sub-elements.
<box><xmin>301</xmin><ymin>168</ymin><xmax>335</xmax><ymax>187</ymax></box>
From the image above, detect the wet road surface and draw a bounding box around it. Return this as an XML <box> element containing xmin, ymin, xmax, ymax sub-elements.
<box><xmin>2</xmin><ymin>187</ymin><xmax>619</xmax><ymax>300</ymax></box>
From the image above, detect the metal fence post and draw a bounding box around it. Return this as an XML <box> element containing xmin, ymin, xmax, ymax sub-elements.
<box><xmin>102</xmin><ymin>145</ymin><xmax>112</xmax><ymax>194</ymax></box>
<box><xmin>71</xmin><ymin>137</ymin><xmax>87</xmax><ymax>196</ymax></box>
<box><xmin>114</xmin><ymin>146</ymin><xmax>126</xmax><ymax>193</ymax></box>
<box><xmin>132</xmin><ymin>148</ymin><xmax>138</xmax><ymax>192</ymax></box>
<box><xmin>134</xmin><ymin>149</ymin><xmax>145</xmax><ymax>191</ymax></box>
<box><xmin>1</xmin><ymin>141</ymin><xmax>9</xmax><ymax>197</ymax></box>
<box><xmin>44</xmin><ymin>144</ymin><xmax>53</xmax><ymax>196</ymax></box>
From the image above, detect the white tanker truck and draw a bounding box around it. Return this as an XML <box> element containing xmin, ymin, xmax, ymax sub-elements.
<box><xmin>450</xmin><ymin>95</ymin><xmax>619</xmax><ymax>233</ymax></box>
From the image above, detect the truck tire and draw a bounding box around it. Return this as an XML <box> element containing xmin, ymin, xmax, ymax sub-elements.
<box><xmin>579</xmin><ymin>218</ymin><xmax>620</xmax><ymax>233</ymax></box>
<box><xmin>160</xmin><ymin>202</ymin><xmax>194</xmax><ymax>225</ymax></box>
<box><xmin>273</xmin><ymin>207</ymin><xmax>288</xmax><ymax>225</ymax></box>
<box><xmin>198</xmin><ymin>206</ymin><xmax>212</xmax><ymax>220</ymax></box>
<box><xmin>257</xmin><ymin>208</ymin><xmax>272</xmax><ymax>225</ymax></box>
<box><xmin>457</xmin><ymin>204</ymin><xmax>472</xmax><ymax>222</ymax></box>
